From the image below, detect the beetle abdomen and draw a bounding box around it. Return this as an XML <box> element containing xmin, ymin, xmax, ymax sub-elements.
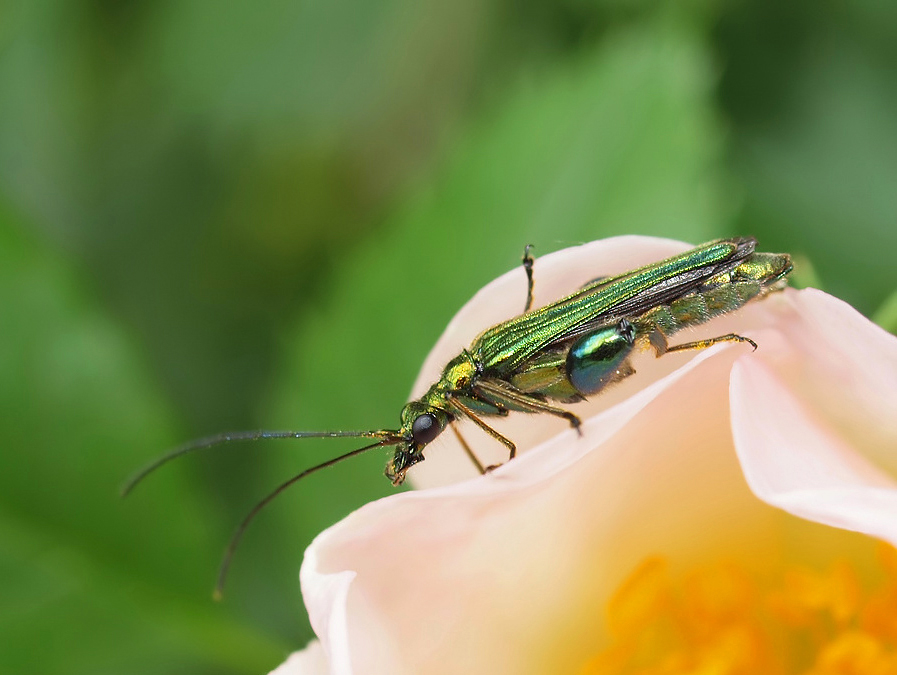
<box><xmin>566</xmin><ymin>319</ymin><xmax>636</xmax><ymax>396</ymax></box>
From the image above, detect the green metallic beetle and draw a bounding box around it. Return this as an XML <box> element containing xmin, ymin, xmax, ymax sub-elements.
<box><xmin>124</xmin><ymin>236</ymin><xmax>791</xmax><ymax>596</ymax></box>
<box><xmin>385</xmin><ymin>237</ymin><xmax>791</xmax><ymax>484</ymax></box>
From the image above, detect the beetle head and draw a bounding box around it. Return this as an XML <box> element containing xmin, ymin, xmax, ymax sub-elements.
<box><xmin>385</xmin><ymin>402</ymin><xmax>451</xmax><ymax>485</ymax></box>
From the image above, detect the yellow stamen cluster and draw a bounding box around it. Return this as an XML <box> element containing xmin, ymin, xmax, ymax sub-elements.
<box><xmin>581</xmin><ymin>543</ymin><xmax>897</xmax><ymax>675</ymax></box>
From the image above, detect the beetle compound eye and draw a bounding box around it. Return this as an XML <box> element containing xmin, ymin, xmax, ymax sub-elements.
<box><xmin>411</xmin><ymin>413</ymin><xmax>441</xmax><ymax>445</ymax></box>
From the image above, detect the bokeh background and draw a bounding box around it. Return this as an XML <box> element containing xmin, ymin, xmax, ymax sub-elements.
<box><xmin>2</xmin><ymin>0</ymin><xmax>896</xmax><ymax>673</ymax></box>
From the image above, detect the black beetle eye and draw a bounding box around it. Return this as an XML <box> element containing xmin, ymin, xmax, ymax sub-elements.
<box><xmin>411</xmin><ymin>413</ymin><xmax>441</xmax><ymax>445</ymax></box>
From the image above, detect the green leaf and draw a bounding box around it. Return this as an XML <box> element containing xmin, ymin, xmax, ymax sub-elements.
<box><xmin>718</xmin><ymin>0</ymin><xmax>897</xmax><ymax>315</ymax></box>
<box><xmin>0</xmin><ymin>212</ymin><xmax>287</xmax><ymax>675</ymax></box>
<box><xmin>872</xmin><ymin>288</ymin><xmax>897</xmax><ymax>336</ymax></box>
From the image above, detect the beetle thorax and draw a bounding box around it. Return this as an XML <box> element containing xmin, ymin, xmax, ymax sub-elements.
<box><xmin>438</xmin><ymin>350</ymin><xmax>478</xmax><ymax>391</ymax></box>
<box><xmin>399</xmin><ymin>351</ymin><xmax>477</xmax><ymax>432</ymax></box>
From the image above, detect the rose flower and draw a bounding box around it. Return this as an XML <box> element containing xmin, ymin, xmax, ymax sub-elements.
<box><xmin>271</xmin><ymin>237</ymin><xmax>897</xmax><ymax>675</ymax></box>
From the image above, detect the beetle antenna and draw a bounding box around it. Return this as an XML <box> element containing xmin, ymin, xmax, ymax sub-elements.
<box><xmin>213</xmin><ymin>437</ymin><xmax>400</xmax><ymax>600</ymax></box>
<box><xmin>120</xmin><ymin>429</ymin><xmax>400</xmax><ymax>497</ymax></box>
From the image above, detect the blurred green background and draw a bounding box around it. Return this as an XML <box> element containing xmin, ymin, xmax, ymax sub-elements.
<box><xmin>1</xmin><ymin>0</ymin><xmax>895</xmax><ymax>673</ymax></box>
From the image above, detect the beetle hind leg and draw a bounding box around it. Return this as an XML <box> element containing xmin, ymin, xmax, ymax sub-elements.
<box><xmin>645</xmin><ymin>323</ymin><xmax>757</xmax><ymax>357</ymax></box>
<box><xmin>522</xmin><ymin>244</ymin><xmax>535</xmax><ymax>313</ymax></box>
<box><xmin>667</xmin><ymin>333</ymin><xmax>757</xmax><ymax>354</ymax></box>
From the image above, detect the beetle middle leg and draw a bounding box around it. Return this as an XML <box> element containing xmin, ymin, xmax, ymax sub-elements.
<box><xmin>474</xmin><ymin>378</ymin><xmax>582</xmax><ymax>433</ymax></box>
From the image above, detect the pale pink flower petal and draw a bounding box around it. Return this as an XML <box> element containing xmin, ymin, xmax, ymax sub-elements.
<box><xmin>300</xmin><ymin>343</ymin><xmax>778</xmax><ymax>674</ymax></box>
<box><xmin>731</xmin><ymin>290</ymin><xmax>897</xmax><ymax>544</ymax></box>
<box><xmin>766</xmin><ymin>289</ymin><xmax>897</xmax><ymax>468</ymax></box>
<box><xmin>268</xmin><ymin>641</ymin><xmax>328</xmax><ymax>675</ymax></box>
<box><xmin>283</xmin><ymin>237</ymin><xmax>897</xmax><ymax>675</ymax></box>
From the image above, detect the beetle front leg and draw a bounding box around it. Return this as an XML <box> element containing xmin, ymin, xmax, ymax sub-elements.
<box><xmin>450</xmin><ymin>422</ymin><xmax>486</xmax><ymax>474</ymax></box>
<box><xmin>449</xmin><ymin>396</ymin><xmax>517</xmax><ymax>460</ymax></box>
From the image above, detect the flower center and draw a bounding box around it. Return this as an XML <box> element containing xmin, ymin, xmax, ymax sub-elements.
<box><xmin>581</xmin><ymin>543</ymin><xmax>897</xmax><ymax>674</ymax></box>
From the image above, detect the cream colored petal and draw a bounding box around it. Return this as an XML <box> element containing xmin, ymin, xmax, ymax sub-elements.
<box><xmin>770</xmin><ymin>289</ymin><xmax>897</xmax><ymax>473</ymax></box>
<box><xmin>730</xmin><ymin>288</ymin><xmax>897</xmax><ymax>545</ymax></box>
<box><xmin>299</xmin><ymin>562</ymin><xmax>356</xmax><ymax>675</ymax></box>
<box><xmin>268</xmin><ymin>641</ymin><xmax>329</xmax><ymax>675</ymax></box>
<box><xmin>298</xmin><ymin>240</ymin><xmax>882</xmax><ymax>674</ymax></box>
<box><xmin>302</xmin><ymin>343</ymin><xmax>779</xmax><ymax>675</ymax></box>
<box><xmin>730</xmin><ymin>325</ymin><xmax>897</xmax><ymax>546</ymax></box>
